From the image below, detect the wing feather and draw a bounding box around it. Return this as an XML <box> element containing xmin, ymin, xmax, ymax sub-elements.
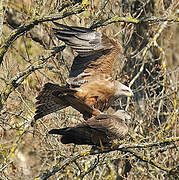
<box><xmin>48</xmin><ymin>111</ymin><xmax>129</xmax><ymax>145</ymax></box>
<box><xmin>34</xmin><ymin>83</ymin><xmax>71</xmax><ymax>120</ymax></box>
<box><xmin>53</xmin><ymin>22</ymin><xmax>105</xmax><ymax>56</ymax></box>
<box><xmin>85</xmin><ymin>114</ymin><xmax>128</xmax><ymax>139</ymax></box>
<box><xmin>34</xmin><ymin>82</ymin><xmax>101</xmax><ymax>120</ymax></box>
<box><xmin>53</xmin><ymin>22</ymin><xmax>122</xmax><ymax>86</ymax></box>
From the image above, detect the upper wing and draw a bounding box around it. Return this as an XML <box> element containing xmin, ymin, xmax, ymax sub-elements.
<box><xmin>53</xmin><ymin>22</ymin><xmax>122</xmax><ymax>86</ymax></box>
<box><xmin>85</xmin><ymin>114</ymin><xmax>128</xmax><ymax>139</ymax></box>
<box><xmin>85</xmin><ymin>114</ymin><xmax>114</xmax><ymax>132</ymax></box>
<box><xmin>53</xmin><ymin>22</ymin><xmax>110</xmax><ymax>57</ymax></box>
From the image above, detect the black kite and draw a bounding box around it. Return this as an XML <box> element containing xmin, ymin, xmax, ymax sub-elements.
<box><xmin>48</xmin><ymin>110</ymin><xmax>131</xmax><ymax>147</ymax></box>
<box><xmin>34</xmin><ymin>23</ymin><xmax>133</xmax><ymax>120</ymax></box>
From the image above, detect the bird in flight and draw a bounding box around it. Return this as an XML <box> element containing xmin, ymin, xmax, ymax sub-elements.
<box><xmin>48</xmin><ymin>110</ymin><xmax>131</xmax><ymax>149</ymax></box>
<box><xmin>34</xmin><ymin>22</ymin><xmax>133</xmax><ymax>121</ymax></box>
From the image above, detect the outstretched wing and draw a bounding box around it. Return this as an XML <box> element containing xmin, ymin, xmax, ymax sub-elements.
<box><xmin>48</xmin><ymin>112</ymin><xmax>129</xmax><ymax>146</ymax></box>
<box><xmin>53</xmin><ymin>22</ymin><xmax>110</xmax><ymax>57</ymax></box>
<box><xmin>53</xmin><ymin>22</ymin><xmax>122</xmax><ymax>86</ymax></box>
<box><xmin>34</xmin><ymin>83</ymin><xmax>100</xmax><ymax>120</ymax></box>
<box><xmin>34</xmin><ymin>83</ymin><xmax>69</xmax><ymax>120</ymax></box>
<box><xmin>49</xmin><ymin>127</ymin><xmax>96</xmax><ymax>145</ymax></box>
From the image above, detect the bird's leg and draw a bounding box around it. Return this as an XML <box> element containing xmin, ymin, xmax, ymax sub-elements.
<box><xmin>111</xmin><ymin>140</ymin><xmax>117</xmax><ymax>149</ymax></box>
<box><xmin>97</xmin><ymin>139</ymin><xmax>105</xmax><ymax>151</ymax></box>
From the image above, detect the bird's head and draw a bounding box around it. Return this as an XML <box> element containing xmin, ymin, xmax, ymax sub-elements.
<box><xmin>114</xmin><ymin>81</ymin><xmax>134</xmax><ymax>97</ymax></box>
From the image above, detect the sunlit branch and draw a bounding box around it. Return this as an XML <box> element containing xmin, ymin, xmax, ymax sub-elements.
<box><xmin>36</xmin><ymin>137</ymin><xmax>179</xmax><ymax>180</ymax></box>
<box><xmin>0</xmin><ymin>46</ymin><xmax>65</xmax><ymax>111</ymax></box>
<box><xmin>0</xmin><ymin>3</ymin><xmax>84</xmax><ymax>64</ymax></box>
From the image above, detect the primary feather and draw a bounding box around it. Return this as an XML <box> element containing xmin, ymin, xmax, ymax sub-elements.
<box><xmin>34</xmin><ymin>23</ymin><xmax>133</xmax><ymax>121</ymax></box>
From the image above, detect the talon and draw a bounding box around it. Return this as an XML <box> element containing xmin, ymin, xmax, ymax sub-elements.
<box><xmin>97</xmin><ymin>139</ymin><xmax>105</xmax><ymax>151</ymax></box>
<box><xmin>111</xmin><ymin>140</ymin><xmax>117</xmax><ymax>149</ymax></box>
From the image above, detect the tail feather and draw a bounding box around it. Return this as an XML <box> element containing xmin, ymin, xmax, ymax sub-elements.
<box><xmin>48</xmin><ymin>127</ymin><xmax>94</xmax><ymax>145</ymax></box>
<box><xmin>48</xmin><ymin>128</ymin><xmax>69</xmax><ymax>135</ymax></box>
<box><xmin>61</xmin><ymin>95</ymin><xmax>98</xmax><ymax>119</ymax></box>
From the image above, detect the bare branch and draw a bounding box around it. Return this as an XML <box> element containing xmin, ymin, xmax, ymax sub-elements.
<box><xmin>91</xmin><ymin>16</ymin><xmax>179</xmax><ymax>29</ymax></box>
<box><xmin>0</xmin><ymin>45</ymin><xmax>65</xmax><ymax>111</ymax></box>
<box><xmin>125</xmin><ymin>21</ymin><xmax>168</xmax><ymax>110</ymax></box>
<box><xmin>36</xmin><ymin>137</ymin><xmax>179</xmax><ymax>180</ymax></box>
<box><xmin>0</xmin><ymin>0</ymin><xmax>4</xmax><ymax>42</ymax></box>
<box><xmin>0</xmin><ymin>4</ymin><xmax>84</xmax><ymax>64</ymax></box>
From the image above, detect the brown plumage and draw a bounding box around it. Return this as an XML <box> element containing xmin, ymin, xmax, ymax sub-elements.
<box><xmin>34</xmin><ymin>83</ymin><xmax>100</xmax><ymax>120</ymax></box>
<box><xmin>48</xmin><ymin>110</ymin><xmax>131</xmax><ymax>146</ymax></box>
<box><xmin>34</xmin><ymin>23</ymin><xmax>133</xmax><ymax>120</ymax></box>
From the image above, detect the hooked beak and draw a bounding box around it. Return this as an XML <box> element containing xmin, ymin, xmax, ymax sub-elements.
<box><xmin>122</xmin><ymin>87</ymin><xmax>134</xmax><ymax>97</ymax></box>
<box><xmin>115</xmin><ymin>81</ymin><xmax>134</xmax><ymax>98</ymax></box>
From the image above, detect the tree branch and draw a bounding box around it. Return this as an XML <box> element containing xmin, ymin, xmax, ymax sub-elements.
<box><xmin>35</xmin><ymin>137</ymin><xmax>179</xmax><ymax>180</ymax></box>
<box><xmin>91</xmin><ymin>15</ymin><xmax>179</xmax><ymax>29</ymax></box>
<box><xmin>0</xmin><ymin>4</ymin><xmax>84</xmax><ymax>64</ymax></box>
<box><xmin>0</xmin><ymin>0</ymin><xmax>4</xmax><ymax>42</ymax></box>
<box><xmin>0</xmin><ymin>45</ymin><xmax>65</xmax><ymax>110</ymax></box>
<box><xmin>125</xmin><ymin>21</ymin><xmax>168</xmax><ymax>110</ymax></box>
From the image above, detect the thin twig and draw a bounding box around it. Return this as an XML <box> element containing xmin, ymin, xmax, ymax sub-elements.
<box><xmin>0</xmin><ymin>4</ymin><xmax>84</xmax><ymax>64</ymax></box>
<box><xmin>35</xmin><ymin>137</ymin><xmax>179</xmax><ymax>180</ymax></box>
<box><xmin>0</xmin><ymin>46</ymin><xmax>65</xmax><ymax>110</ymax></box>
